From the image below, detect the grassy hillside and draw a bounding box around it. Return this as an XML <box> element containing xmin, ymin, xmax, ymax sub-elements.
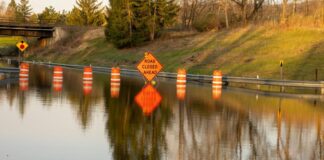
<box><xmin>0</xmin><ymin>36</ymin><xmax>23</xmax><ymax>46</ymax></box>
<box><xmin>30</xmin><ymin>26</ymin><xmax>324</xmax><ymax>81</ymax></box>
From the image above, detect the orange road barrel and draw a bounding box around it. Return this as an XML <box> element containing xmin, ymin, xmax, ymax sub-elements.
<box><xmin>83</xmin><ymin>66</ymin><xmax>93</xmax><ymax>95</ymax></box>
<box><xmin>212</xmin><ymin>70</ymin><xmax>222</xmax><ymax>100</ymax></box>
<box><xmin>53</xmin><ymin>66</ymin><xmax>63</xmax><ymax>92</ymax></box>
<box><xmin>110</xmin><ymin>67</ymin><xmax>121</xmax><ymax>98</ymax></box>
<box><xmin>177</xmin><ymin>69</ymin><xmax>187</xmax><ymax>100</ymax></box>
<box><xmin>19</xmin><ymin>63</ymin><xmax>29</xmax><ymax>91</ymax></box>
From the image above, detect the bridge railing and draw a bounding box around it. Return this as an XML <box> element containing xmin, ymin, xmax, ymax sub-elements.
<box><xmin>0</xmin><ymin>17</ymin><xmax>61</xmax><ymax>27</ymax></box>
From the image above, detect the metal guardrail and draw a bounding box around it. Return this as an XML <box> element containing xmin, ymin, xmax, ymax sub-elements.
<box><xmin>24</xmin><ymin>61</ymin><xmax>324</xmax><ymax>89</ymax></box>
<box><xmin>0</xmin><ymin>67</ymin><xmax>19</xmax><ymax>73</ymax></box>
<box><xmin>0</xmin><ymin>78</ymin><xmax>18</xmax><ymax>86</ymax></box>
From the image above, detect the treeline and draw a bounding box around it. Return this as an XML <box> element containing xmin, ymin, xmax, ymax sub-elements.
<box><xmin>180</xmin><ymin>0</ymin><xmax>324</xmax><ymax>31</ymax></box>
<box><xmin>0</xmin><ymin>0</ymin><xmax>323</xmax><ymax>48</ymax></box>
<box><xmin>0</xmin><ymin>0</ymin><xmax>105</xmax><ymax>26</ymax></box>
<box><xmin>105</xmin><ymin>0</ymin><xmax>179</xmax><ymax>48</ymax></box>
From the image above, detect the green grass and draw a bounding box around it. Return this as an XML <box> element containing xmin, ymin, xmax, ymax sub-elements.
<box><xmin>0</xmin><ymin>36</ymin><xmax>23</xmax><ymax>46</ymax></box>
<box><xmin>30</xmin><ymin>26</ymin><xmax>324</xmax><ymax>81</ymax></box>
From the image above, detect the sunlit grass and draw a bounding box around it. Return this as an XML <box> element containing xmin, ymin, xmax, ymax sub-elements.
<box><xmin>31</xmin><ymin>26</ymin><xmax>324</xmax><ymax>80</ymax></box>
<box><xmin>0</xmin><ymin>36</ymin><xmax>23</xmax><ymax>46</ymax></box>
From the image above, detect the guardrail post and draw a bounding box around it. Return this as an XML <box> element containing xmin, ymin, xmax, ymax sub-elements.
<box><xmin>257</xmin><ymin>75</ymin><xmax>260</xmax><ymax>90</ymax></box>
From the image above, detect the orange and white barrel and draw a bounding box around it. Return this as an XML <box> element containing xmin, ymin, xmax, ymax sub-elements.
<box><xmin>83</xmin><ymin>66</ymin><xmax>93</xmax><ymax>95</ymax></box>
<box><xmin>110</xmin><ymin>67</ymin><xmax>120</xmax><ymax>98</ymax></box>
<box><xmin>176</xmin><ymin>69</ymin><xmax>186</xmax><ymax>100</ymax></box>
<box><xmin>53</xmin><ymin>66</ymin><xmax>63</xmax><ymax>92</ymax></box>
<box><xmin>212</xmin><ymin>70</ymin><xmax>222</xmax><ymax>100</ymax></box>
<box><xmin>19</xmin><ymin>63</ymin><xmax>29</xmax><ymax>91</ymax></box>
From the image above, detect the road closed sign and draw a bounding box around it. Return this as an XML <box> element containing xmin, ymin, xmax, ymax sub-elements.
<box><xmin>16</xmin><ymin>41</ymin><xmax>29</xmax><ymax>52</ymax></box>
<box><xmin>137</xmin><ymin>52</ymin><xmax>163</xmax><ymax>82</ymax></box>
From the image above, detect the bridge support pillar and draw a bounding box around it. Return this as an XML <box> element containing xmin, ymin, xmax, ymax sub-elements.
<box><xmin>38</xmin><ymin>38</ymin><xmax>51</xmax><ymax>47</ymax></box>
<box><xmin>38</xmin><ymin>27</ymin><xmax>67</xmax><ymax>48</ymax></box>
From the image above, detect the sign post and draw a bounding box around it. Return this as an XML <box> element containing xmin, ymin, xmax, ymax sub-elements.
<box><xmin>135</xmin><ymin>52</ymin><xmax>163</xmax><ymax>116</ymax></box>
<box><xmin>280</xmin><ymin>60</ymin><xmax>284</xmax><ymax>92</ymax></box>
<box><xmin>280</xmin><ymin>60</ymin><xmax>284</xmax><ymax>80</ymax></box>
<box><xmin>137</xmin><ymin>52</ymin><xmax>163</xmax><ymax>83</ymax></box>
<box><xmin>16</xmin><ymin>41</ymin><xmax>29</xmax><ymax>62</ymax></box>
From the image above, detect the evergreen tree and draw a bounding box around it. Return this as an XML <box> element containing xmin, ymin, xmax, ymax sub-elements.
<box><xmin>66</xmin><ymin>7</ymin><xmax>83</xmax><ymax>25</ymax></box>
<box><xmin>5</xmin><ymin>0</ymin><xmax>17</xmax><ymax>19</ymax></box>
<box><xmin>105</xmin><ymin>0</ymin><xmax>132</xmax><ymax>48</ymax></box>
<box><xmin>75</xmin><ymin>0</ymin><xmax>104</xmax><ymax>26</ymax></box>
<box><xmin>38</xmin><ymin>6</ymin><xmax>60</xmax><ymax>24</ymax></box>
<box><xmin>105</xmin><ymin>0</ymin><xmax>179</xmax><ymax>48</ymax></box>
<box><xmin>29</xmin><ymin>13</ymin><xmax>38</xmax><ymax>22</ymax></box>
<box><xmin>17</xmin><ymin>0</ymin><xmax>32</xmax><ymax>22</ymax></box>
<box><xmin>57</xmin><ymin>10</ymin><xmax>67</xmax><ymax>25</ymax></box>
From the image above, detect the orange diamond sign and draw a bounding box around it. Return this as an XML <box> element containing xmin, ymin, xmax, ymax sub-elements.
<box><xmin>135</xmin><ymin>84</ymin><xmax>162</xmax><ymax>116</ymax></box>
<box><xmin>137</xmin><ymin>52</ymin><xmax>163</xmax><ymax>82</ymax></box>
<box><xmin>16</xmin><ymin>41</ymin><xmax>29</xmax><ymax>52</ymax></box>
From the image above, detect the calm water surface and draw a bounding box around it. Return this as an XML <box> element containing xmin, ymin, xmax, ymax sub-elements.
<box><xmin>0</xmin><ymin>64</ymin><xmax>324</xmax><ymax>160</ymax></box>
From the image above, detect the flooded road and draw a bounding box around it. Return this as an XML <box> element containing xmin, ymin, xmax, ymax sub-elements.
<box><xmin>0</xmin><ymin>64</ymin><xmax>324</xmax><ymax>160</ymax></box>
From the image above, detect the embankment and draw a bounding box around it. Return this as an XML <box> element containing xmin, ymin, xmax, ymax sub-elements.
<box><xmin>28</xmin><ymin>25</ymin><xmax>324</xmax><ymax>81</ymax></box>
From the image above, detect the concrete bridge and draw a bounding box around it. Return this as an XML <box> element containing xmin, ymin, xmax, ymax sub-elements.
<box><xmin>0</xmin><ymin>18</ymin><xmax>56</xmax><ymax>38</ymax></box>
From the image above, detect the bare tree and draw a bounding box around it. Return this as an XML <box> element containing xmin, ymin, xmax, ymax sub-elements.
<box><xmin>222</xmin><ymin>0</ymin><xmax>230</xmax><ymax>28</ymax></box>
<box><xmin>305</xmin><ymin>0</ymin><xmax>309</xmax><ymax>15</ymax></box>
<box><xmin>293</xmin><ymin>0</ymin><xmax>298</xmax><ymax>16</ymax></box>
<box><xmin>281</xmin><ymin>0</ymin><xmax>288</xmax><ymax>24</ymax></box>
<box><xmin>231</xmin><ymin>0</ymin><xmax>265</xmax><ymax>25</ymax></box>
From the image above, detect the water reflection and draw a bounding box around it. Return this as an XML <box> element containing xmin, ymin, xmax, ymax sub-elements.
<box><xmin>110</xmin><ymin>68</ymin><xmax>121</xmax><ymax>98</ymax></box>
<box><xmin>52</xmin><ymin>66</ymin><xmax>63</xmax><ymax>92</ymax></box>
<box><xmin>135</xmin><ymin>84</ymin><xmax>162</xmax><ymax>116</ymax></box>
<box><xmin>0</xmin><ymin>64</ymin><xmax>323</xmax><ymax>159</ymax></box>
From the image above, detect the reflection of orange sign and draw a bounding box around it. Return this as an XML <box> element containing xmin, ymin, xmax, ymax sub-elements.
<box><xmin>16</xmin><ymin>41</ymin><xmax>29</xmax><ymax>52</ymax></box>
<box><xmin>137</xmin><ymin>52</ymin><xmax>163</xmax><ymax>82</ymax></box>
<box><xmin>135</xmin><ymin>84</ymin><xmax>162</xmax><ymax>116</ymax></box>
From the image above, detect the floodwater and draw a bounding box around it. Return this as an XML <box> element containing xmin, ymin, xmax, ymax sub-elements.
<box><xmin>0</xmin><ymin>64</ymin><xmax>324</xmax><ymax>160</ymax></box>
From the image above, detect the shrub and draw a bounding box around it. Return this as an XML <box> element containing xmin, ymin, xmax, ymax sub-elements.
<box><xmin>193</xmin><ymin>13</ymin><xmax>219</xmax><ymax>32</ymax></box>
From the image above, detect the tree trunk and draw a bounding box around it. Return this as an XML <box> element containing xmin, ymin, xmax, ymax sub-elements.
<box><xmin>281</xmin><ymin>0</ymin><xmax>288</xmax><ymax>24</ymax></box>
<box><xmin>126</xmin><ymin>0</ymin><xmax>132</xmax><ymax>45</ymax></box>
<box><xmin>182</xmin><ymin>0</ymin><xmax>189</xmax><ymax>29</ymax></box>
<box><xmin>241</xmin><ymin>0</ymin><xmax>247</xmax><ymax>25</ymax></box>
<box><xmin>150</xmin><ymin>1</ymin><xmax>157</xmax><ymax>41</ymax></box>
<box><xmin>224</xmin><ymin>0</ymin><xmax>230</xmax><ymax>28</ymax></box>
<box><xmin>305</xmin><ymin>0</ymin><xmax>309</xmax><ymax>16</ymax></box>
<box><xmin>293</xmin><ymin>0</ymin><xmax>297</xmax><ymax>16</ymax></box>
<box><xmin>322</xmin><ymin>0</ymin><xmax>324</xmax><ymax>24</ymax></box>
<box><xmin>188</xmin><ymin>0</ymin><xmax>198</xmax><ymax>30</ymax></box>
<box><xmin>243</xmin><ymin>4</ymin><xmax>247</xmax><ymax>25</ymax></box>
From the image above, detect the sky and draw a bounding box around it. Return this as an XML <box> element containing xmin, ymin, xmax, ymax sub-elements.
<box><xmin>2</xmin><ymin>0</ymin><xmax>109</xmax><ymax>13</ymax></box>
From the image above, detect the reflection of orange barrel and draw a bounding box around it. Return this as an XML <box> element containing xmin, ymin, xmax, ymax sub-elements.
<box><xmin>53</xmin><ymin>66</ymin><xmax>63</xmax><ymax>92</ymax></box>
<box><xmin>19</xmin><ymin>63</ymin><xmax>29</xmax><ymax>91</ymax></box>
<box><xmin>212</xmin><ymin>70</ymin><xmax>222</xmax><ymax>100</ymax></box>
<box><xmin>177</xmin><ymin>69</ymin><xmax>186</xmax><ymax>100</ymax></box>
<box><xmin>83</xmin><ymin>66</ymin><xmax>93</xmax><ymax>95</ymax></box>
<box><xmin>110</xmin><ymin>67</ymin><xmax>120</xmax><ymax>98</ymax></box>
